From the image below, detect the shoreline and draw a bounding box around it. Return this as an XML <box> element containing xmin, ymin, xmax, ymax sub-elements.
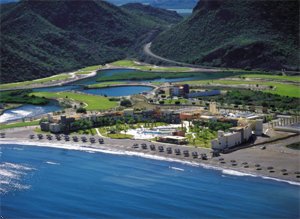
<box><xmin>1</xmin><ymin>136</ymin><xmax>299</xmax><ymax>186</ymax></box>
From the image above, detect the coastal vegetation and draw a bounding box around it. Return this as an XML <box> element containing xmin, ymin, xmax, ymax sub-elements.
<box><xmin>30</xmin><ymin>92</ymin><xmax>118</xmax><ymax>111</ymax></box>
<box><xmin>0</xmin><ymin>90</ymin><xmax>49</xmax><ymax>105</ymax></box>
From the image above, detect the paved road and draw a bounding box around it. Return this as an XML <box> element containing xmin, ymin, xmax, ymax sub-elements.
<box><xmin>143</xmin><ymin>43</ymin><xmax>220</xmax><ymax>72</ymax></box>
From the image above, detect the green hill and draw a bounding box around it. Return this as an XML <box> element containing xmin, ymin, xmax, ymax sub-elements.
<box><xmin>0</xmin><ymin>0</ymin><xmax>182</xmax><ymax>83</ymax></box>
<box><xmin>151</xmin><ymin>0</ymin><xmax>299</xmax><ymax>71</ymax></box>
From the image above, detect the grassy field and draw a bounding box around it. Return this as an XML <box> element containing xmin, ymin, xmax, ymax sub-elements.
<box><xmin>106</xmin><ymin>133</ymin><xmax>133</xmax><ymax>139</ymax></box>
<box><xmin>237</xmin><ymin>74</ymin><xmax>300</xmax><ymax>82</ymax></box>
<box><xmin>30</xmin><ymin>91</ymin><xmax>118</xmax><ymax>111</ymax></box>
<box><xmin>86</xmin><ymin>82</ymin><xmax>124</xmax><ymax>89</ymax></box>
<box><xmin>110</xmin><ymin>60</ymin><xmax>192</xmax><ymax>72</ymax></box>
<box><xmin>0</xmin><ymin>74</ymin><xmax>71</xmax><ymax>90</ymax></box>
<box><xmin>98</xmin><ymin>127</ymin><xmax>133</xmax><ymax>139</ymax></box>
<box><xmin>71</xmin><ymin>128</ymin><xmax>98</xmax><ymax>135</ymax></box>
<box><xmin>75</xmin><ymin>65</ymin><xmax>103</xmax><ymax>75</ymax></box>
<box><xmin>97</xmin><ymin>71</ymin><xmax>189</xmax><ymax>82</ymax></box>
<box><xmin>0</xmin><ymin>120</ymin><xmax>39</xmax><ymax>130</ymax></box>
<box><xmin>96</xmin><ymin>71</ymin><xmax>238</xmax><ymax>82</ymax></box>
<box><xmin>0</xmin><ymin>64</ymin><xmax>103</xmax><ymax>90</ymax></box>
<box><xmin>186</xmin><ymin>128</ymin><xmax>217</xmax><ymax>148</ymax></box>
<box><xmin>184</xmin><ymin>79</ymin><xmax>300</xmax><ymax>98</ymax></box>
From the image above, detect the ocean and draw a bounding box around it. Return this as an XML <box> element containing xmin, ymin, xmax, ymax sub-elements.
<box><xmin>1</xmin><ymin>143</ymin><xmax>299</xmax><ymax>218</ymax></box>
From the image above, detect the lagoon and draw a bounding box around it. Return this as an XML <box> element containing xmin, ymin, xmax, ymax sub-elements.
<box><xmin>83</xmin><ymin>86</ymin><xmax>153</xmax><ymax>97</ymax></box>
<box><xmin>1</xmin><ymin>143</ymin><xmax>299</xmax><ymax>218</ymax></box>
<box><xmin>33</xmin><ymin>68</ymin><xmax>234</xmax><ymax>95</ymax></box>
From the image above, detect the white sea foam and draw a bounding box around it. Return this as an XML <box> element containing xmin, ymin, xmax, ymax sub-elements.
<box><xmin>10</xmin><ymin>109</ymin><xmax>32</xmax><ymax>117</ymax></box>
<box><xmin>0</xmin><ymin>180</ymin><xmax>10</xmax><ymax>185</ymax></box>
<box><xmin>0</xmin><ymin>113</ymin><xmax>17</xmax><ymax>123</ymax></box>
<box><xmin>1</xmin><ymin>139</ymin><xmax>300</xmax><ymax>186</ymax></box>
<box><xmin>45</xmin><ymin>161</ymin><xmax>60</xmax><ymax>165</ymax></box>
<box><xmin>0</xmin><ymin>160</ymin><xmax>35</xmax><ymax>194</ymax></box>
<box><xmin>261</xmin><ymin>176</ymin><xmax>300</xmax><ymax>186</ymax></box>
<box><xmin>222</xmin><ymin>169</ymin><xmax>255</xmax><ymax>177</ymax></box>
<box><xmin>0</xmin><ymin>162</ymin><xmax>34</xmax><ymax>171</ymax></box>
<box><xmin>0</xmin><ymin>169</ymin><xmax>18</xmax><ymax>178</ymax></box>
<box><xmin>170</xmin><ymin>167</ymin><xmax>184</xmax><ymax>171</ymax></box>
<box><xmin>0</xmin><ymin>109</ymin><xmax>32</xmax><ymax>123</ymax></box>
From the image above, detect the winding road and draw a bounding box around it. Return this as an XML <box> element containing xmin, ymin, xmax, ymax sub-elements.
<box><xmin>143</xmin><ymin>43</ymin><xmax>220</xmax><ymax>72</ymax></box>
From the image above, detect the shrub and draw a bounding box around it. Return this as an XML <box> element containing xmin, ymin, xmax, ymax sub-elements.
<box><xmin>76</xmin><ymin>107</ymin><xmax>87</xmax><ymax>114</ymax></box>
<box><xmin>120</xmin><ymin>99</ymin><xmax>132</xmax><ymax>107</ymax></box>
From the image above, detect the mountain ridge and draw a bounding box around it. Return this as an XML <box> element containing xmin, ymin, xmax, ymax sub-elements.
<box><xmin>151</xmin><ymin>0</ymin><xmax>299</xmax><ymax>71</ymax></box>
<box><xmin>0</xmin><ymin>0</ymin><xmax>182</xmax><ymax>83</ymax></box>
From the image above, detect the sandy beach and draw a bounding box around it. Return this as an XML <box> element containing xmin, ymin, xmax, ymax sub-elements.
<box><xmin>1</xmin><ymin>127</ymin><xmax>300</xmax><ymax>185</ymax></box>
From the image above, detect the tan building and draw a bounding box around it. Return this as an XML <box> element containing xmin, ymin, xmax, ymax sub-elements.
<box><xmin>209</xmin><ymin>102</ymin><xmax>218</xmax><ymax>114</ymax></box>
<box><xmin>211</xmin><ymin>125</ymin><xmax>253</xmax><ymax>150</ymax></box>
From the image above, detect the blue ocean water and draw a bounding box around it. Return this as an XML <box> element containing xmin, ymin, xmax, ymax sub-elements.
<box><xmin>1</xmin><ymin>143</ymin><xmax>299</xmax><ymax>218</ymax></box>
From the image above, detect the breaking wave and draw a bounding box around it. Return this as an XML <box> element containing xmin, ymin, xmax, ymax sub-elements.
<box><xmin>0</xmin><ymin>162</ymin><xmax>35</xmax><ymax>194</ymax></box>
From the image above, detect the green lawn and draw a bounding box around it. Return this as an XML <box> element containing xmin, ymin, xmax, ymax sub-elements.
<box><xmin>184</xmin><ymin>80</ymin><xmax>300</xmax><ymax>98</ymax></box>
<box><xmin>75</xmin><ymin>65</ymin><xmax>103</xmax><ymax>75</ymax></box>
<box><xmin>238</xmin><ymin>74</ymin><xmax>300</xmax><ymax>82</ymax></box>
<box><xmin>98</xmin><ymin>127</ymin><xmax>133</xmax><ymax>139</ymax></box>
<box><xmin>186</xmin><ymin>128</ymin><xmax>217</xmax><ymax>148</ymax></box>
<box><xmin>106</xmin><ymin>133</ymin><xmax>133</xmax><ymax>139</ymax></box>
<box><xmin>164</xmin><ymin>99</ymin><xmax>189</xmax><ymax>104</ymax></box>
<box><xmin>30</xmin><ymin>91</ymin><xmax>118</xmax><ymax>111</ymax></box>
<box><xmin>86</xmin><ymin>82</ymin><xmax>124</xmax><ymax>88</ymax></box>
<box><xmin>0</xmin><ymin>120</ymin><xmax>39</xmax><ymax>130</ymax></box>
<box><xmin>264</xmin><ymin>82</ymin><xmax>300</xmax><ymax>98</ymax></box>
<box><xmin>71</xmin><ymin>128</ymin><xmax>98</xmax><ymax>135</ymax></box>
<box><xmin>110</xmin><ymin>59</ymin><xmax>192</xmax><ymax>72</ymax></box>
